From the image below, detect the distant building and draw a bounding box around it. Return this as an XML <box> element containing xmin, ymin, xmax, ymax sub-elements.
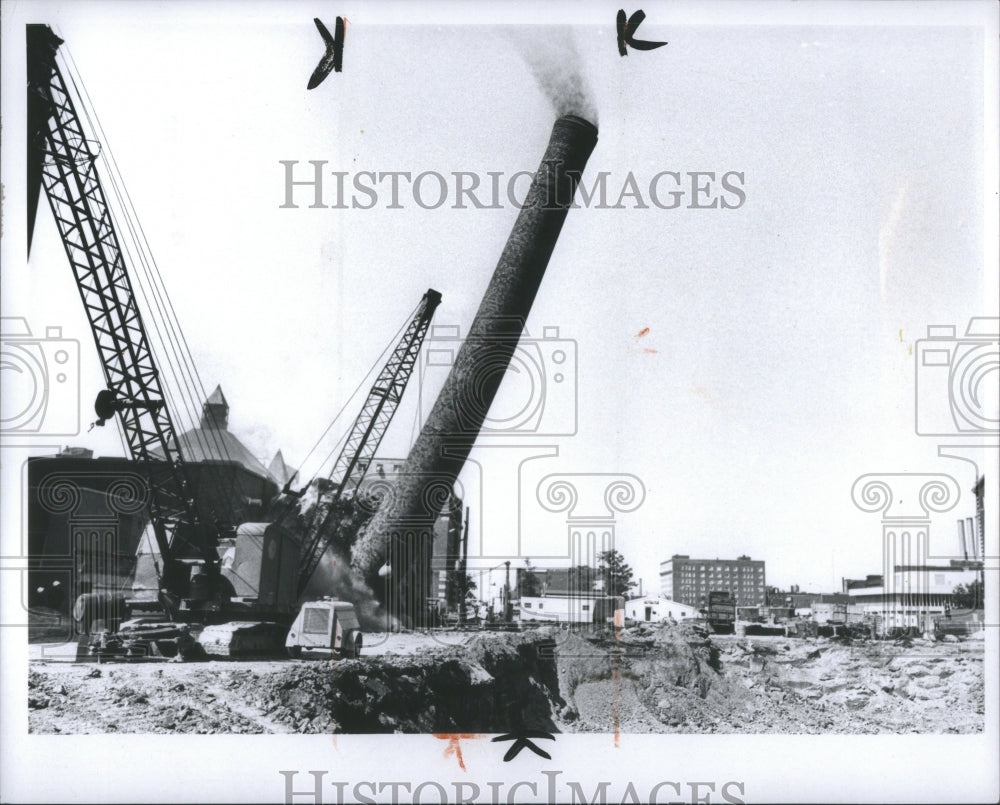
<box><xmin>844</xmin><ymin>564</ymin><xmax>980</xmax><ymax>633</ymax></box>
<box><xmin>767</xmin><ymin>589</ymin><xmax>850</xmax><ymax>610</ymax></box>
<box><xmin>624</xmin><ymin>596</ymin><xmax>700</xmax><ymax>623</ymax></box>
<box><xmin>519</xmin><ymin>593</ymin><xmax>622</xmax><ymax>625</ymax></box>
<box><xmin>355</xmin><ymin>459</ymin><xmax>463</xmax><ymax>608</ymax></box>
<box><xmin>811</xmin><ymin>601</ymin><xmax>866</xmax><ymax>625</ymax></box>
<box><xmin>659</xmin><ymin>554</ymin><xmax>766</xmax><ymax>609</ymax></box>
<box><xmin>267</xmin><ymin>450</ymin><xmax>297</xmax><ymax>489</ymax></box>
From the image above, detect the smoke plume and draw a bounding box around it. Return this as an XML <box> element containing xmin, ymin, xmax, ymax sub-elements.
<box><xmin>287</xmin><ymin>481</ymin><xmax>396</xmax><ymax>631</ymax></box>
<box><xmin>503</xmin><ymin>27</ymin><xmax>598</xmax><ymax>124</ymax></box>
<box><xmin>304</xmin><ymin>548</ymin><xmax>397</xmax><ymax>632</ymax></box>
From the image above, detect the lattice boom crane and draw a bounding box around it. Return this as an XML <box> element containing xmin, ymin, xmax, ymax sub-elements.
<box><xmin>295</xmin><ymin>289</ymin><xmax>442</xmax><ymax>593</ymax></box>
<box><xmin>27</xmin><ymin>24</ymin><xmax>215</xmax><ymax>597</ymax></box>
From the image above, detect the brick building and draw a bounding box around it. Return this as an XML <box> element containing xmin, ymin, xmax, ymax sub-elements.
<box><xmin>659</xmin><ymin>554</ymin><xmax>766</xmax><ymax>609</ymax></box>
<box><xmin>27</xmin><ymin>387</ymin><xmax>279</xmax><ymax>613</ymax></box>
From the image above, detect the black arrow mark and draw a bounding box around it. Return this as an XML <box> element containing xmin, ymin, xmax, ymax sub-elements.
<box><xmin>491</xmin><ymin>731</ymin><xmax>556</xmax><ymax>762</ymax></box>
<box><xmin>308</xmin><ymin>16</ymin><xmax>345</xmax><ymax>89</ymax></box>
<box><xmin>617</xmin><ymin>9</ymin><xmax>667</xmax><ymax>57</ymax></box>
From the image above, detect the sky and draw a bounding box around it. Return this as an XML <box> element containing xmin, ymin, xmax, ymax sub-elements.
<box><xmin>2</xmin><ymin>0</ymin><xmax>997</xmax><ymax>598</ymax></box>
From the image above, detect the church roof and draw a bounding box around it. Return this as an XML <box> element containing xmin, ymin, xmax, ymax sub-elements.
<box><xmin>268</xmin><ymin>450</ymin><xmax>297</xmax><ymax>487</ymax></box>
<box><xmin>205</xmin><ymin>385</ymin><xmax>227</xmax><ymax>407</ymax></box>
<box><xmin>170</xmin><ymin>428</ymin><xmax>273</xmax><ymax>481</ymax></box>
<box><xmin>149</xmin><ymin>386</ymin><xmax>274</xmax><ymax>483</ymax></box>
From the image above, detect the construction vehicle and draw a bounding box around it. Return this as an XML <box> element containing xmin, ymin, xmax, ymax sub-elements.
<box><xmin>27</xmin><ymin>24</ymin><xmax>439</xmax><ymax>658</ymax></box>
<box><xmin>268</xmin><ymin>286</ymin><xmax>441</xmax><ymax>658</ymax></box>
<box><xmin>706</xmin><ymin>591</ymin><xmax>736</xmax><ymax>634</ymax></box>
<box><xmin>285</xmin><ymin>598</ymin><xmax>362</xmax><ymax>658</ymax></box>
<box><xmin>933</xmin><ymin>608</ymin><xmax>985</xmax><ymax>640</ymax></box>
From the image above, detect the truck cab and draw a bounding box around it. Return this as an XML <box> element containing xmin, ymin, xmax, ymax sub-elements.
<box><xmin>285</xmin><ymin>598</ymin><xmax>362</xmax><ymax>659</ymax></box>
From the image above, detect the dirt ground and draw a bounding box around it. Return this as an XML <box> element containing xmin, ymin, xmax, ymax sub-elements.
<box><xmin>27</xmin><ymin>622</ymin><xmax>985</xmax><ymax>735</ymax></box>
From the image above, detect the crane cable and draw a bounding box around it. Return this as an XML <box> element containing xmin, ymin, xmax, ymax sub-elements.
<box><xmin>286</xmin><ymin>299</ymin><xmax>419</xmax><ymax>542</ymax></box>
<box><xmin>58</xmin><ymin>39</ymin><xmax>241</xmax><ymax>518</ymax></box>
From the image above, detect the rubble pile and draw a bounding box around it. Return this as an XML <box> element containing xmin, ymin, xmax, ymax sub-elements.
<box><xmin>552</xmin><ymin>623</ymin><xmax>756</xmax><ymax>733</ymax></box>
<box><xmin>28</xmin><ymin>623</ymin><xmax>984</xmax><ymax>735</ymax></box>
<box><xmin>235</xmin><ymin>631</ymin><xmax>563</xmax><ymax>733</ymax></box>
<box><xmin>28</xmin><ymin>668</ymin><xmax>274</xmax><ymax>734</ymax></box>
<box><xmin>715</xmin><ymin>634</ymin><xmax>985</xmax><ymax>733</ymax></box>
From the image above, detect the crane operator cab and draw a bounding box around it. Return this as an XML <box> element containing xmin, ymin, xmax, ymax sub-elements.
<box><xmin>286</xmin><ymin>598</ymin><xmax>362</xmax><ymax>659</ymax></box>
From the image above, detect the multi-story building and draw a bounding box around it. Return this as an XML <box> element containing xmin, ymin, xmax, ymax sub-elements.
<box><xmin>659</xmin><ymin>554</ymin><xmax>766</xmax><ymax>609</ymax></box>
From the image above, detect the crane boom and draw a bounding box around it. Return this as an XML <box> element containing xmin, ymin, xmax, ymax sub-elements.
<box><xmin>28</xmin><ymin>26</ymin><xmax>440</xmax><ymax>659</ymax></box>
<box><xmin>296</xmin><ymin>289</ymin><xmax>442</xmax><ymax>592</ymax></box>
<box><xmin>27</xmin><ymin>25</ymin><xmax>214</xmax><ymax>583</ymax></box>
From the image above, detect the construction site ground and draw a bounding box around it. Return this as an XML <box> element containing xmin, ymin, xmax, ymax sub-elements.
<box><xmin>28</xmin><ymin>621</ymin><xmax>985</xmax><ymax>735</ymax></box>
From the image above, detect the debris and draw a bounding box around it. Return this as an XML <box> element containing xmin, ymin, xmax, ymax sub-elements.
<box><xmin>26</xmin><ymin>625</ymin><xmax>984</xmax><ymax>735</ymax></box>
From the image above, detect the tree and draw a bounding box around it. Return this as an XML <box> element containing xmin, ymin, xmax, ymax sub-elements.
<box><xmin>517</xmin><ymin>559</ymin><xmax>542</xmax><ymax>598</ymax></box>
<box><xmin>455</xmin><ymin>572</ymin><xmax>477</xmax><ymax>602</ymax></box>
<box><xmin>568</xmin><ymin>564</ymin><xmax>597</xmax><ymax>594</ymax></box>
<box><xmin>952</xmin><ymin>579</ymin><xmax>983</xmax><ymax>609</ymax></box>
<box><xmin>597</xmin><ymin>549</ymin><xmax>636</xmax><ymax>598</ymax></box>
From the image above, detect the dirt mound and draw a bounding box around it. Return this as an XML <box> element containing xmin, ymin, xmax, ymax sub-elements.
<box><xmin>553</xmin><ymin>622</ymin><xmax>755</xmax><ymax>732</ymax></box>
<box><xmin>233</xmin><ymin>631</ymin><xmax>564</xmax><ymax>733</ymax></box>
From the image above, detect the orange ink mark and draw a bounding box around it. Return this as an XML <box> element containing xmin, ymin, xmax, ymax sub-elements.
<box><xmin>434</xmin><ymin>733</ymin><xmax>480</xmax><ymax>771</ymax></box>
<box><xmin>635</xmin><ymin>327</ymin><xmax>650</xmax><ymax>338</ymax></box>
<box><xmin>643</xmin><ymin>348</ymin><xmax>658</xmax><ymax>354</ymax></box>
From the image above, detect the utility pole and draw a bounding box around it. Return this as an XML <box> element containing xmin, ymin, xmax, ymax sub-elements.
<box><xmin>457</xmin><ymin>506</ymin><xmax>469</xmax><ymax>625</ymax></box>
<box><xmin>504</xmin><ymin>560</ymin><xmax>511</xmax><ymax>622</ymax></box>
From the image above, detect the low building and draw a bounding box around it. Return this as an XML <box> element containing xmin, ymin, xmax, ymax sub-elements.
<box><xmin>845</xmin><ymin>564</ymin><xmax>980</xmax><ymax>633</ymax></box>
<box><xmin>660</xmin><ymin>554</ymin><xmax>766</xmax><ymax>609</ymax></box>
<box><xmin>811</xmin><ymin>602</ymin><xmax>866</xmax><ymax>624</ymax></box>
<box><xmin>519</xmin><ymin>594</ymin><xmax>622</xmax><ymax>625</ymax></box>
<box><xmin>625</xmin><ymin>596</ymin><xmax>700</xmax><ymax>623</ymax></box>
<box><xmin>515</xmin><ymin>566</ymin><xmax>623</xmax><ymax>625</ymax></box>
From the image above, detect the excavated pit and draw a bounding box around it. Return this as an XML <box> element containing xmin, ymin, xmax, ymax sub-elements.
<box><xmin>235</xmin><ymin>631</ymin><xmax>564</xmax><ymax>733</ymax></box>
<box><xmin>28</xmin><ymin>622</ymin><xmax>985</xmax><ymax>734</ymax></box>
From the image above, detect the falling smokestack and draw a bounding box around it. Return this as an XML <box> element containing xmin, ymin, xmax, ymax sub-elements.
<box><xmin>354</xmin><ymin>115</ymin><xmax>598</xmax><ymax>624</ymax></box>
<box><xmin>966</xmin><ymin>517</ymin><xmax>977</xmax><ymax>560</ymax></box>
<box><xmin>957</xmin><ymin>519</ymin><xmax>969</xmax><ymax>561</ymax></box>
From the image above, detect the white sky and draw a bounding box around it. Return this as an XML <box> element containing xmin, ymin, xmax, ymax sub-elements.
<box><xmin>2</xmin><ymin>1</ymin><xmax>997</xmax><ymax>598</ymax></box>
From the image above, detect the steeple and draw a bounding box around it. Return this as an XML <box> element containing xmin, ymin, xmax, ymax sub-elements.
<box><xmin>201</xmin><ymin>385</ymin><xmax>229</xmax><ymax>430</ymax></box>
<box><xmin>268</xmin><ymin>450</ymin><xmax>296</xmax><ymax>487</ymax></box>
